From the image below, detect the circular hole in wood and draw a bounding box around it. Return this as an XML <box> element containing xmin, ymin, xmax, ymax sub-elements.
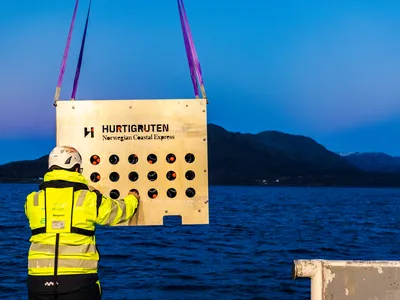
<box><xmin>148</xmin><ymin>188</ymin><xmax>158</xmax><ymax>199</ymax></box>
<box><xmin>167</xmin><ymin>188</ymin><xmax>177</xmax><ymax>198</ymax></box>
<box><xmin>90</xmin><ymin>155</ymin><xmax>101</xmax><ymax>165</ymax></box>
<box><xmin>110</xmin><ymin>189</ymin><xmax>120</xmax><ymax>199</ymax></box>
<box><xmin>147</xmin><ymin>171</ymin><xmax>158</xmax><ymax>181</ymax></box>
<box><xmin>109</xmin><ymin>154</ymin><xmax>119</xmax><ymax>165</ymax></box>
<box><xmin>128</xmin><ymin>172</ymin><xmax>139</xmax><ymax>182</ymax></box>
<box><xmin>109</xmin><ymin>172</ymin><xmax>120</xmax><ymax>182</ymax></box>
<box><xmin>129</xmin><ymin>188</ymin><xmax>139</xmax><ymax>195</ymax></box>
<box><xmin>128</xmin><ymin>154</ymin><xmax>139</xmax><ymax>164</ymax></box>
<box><xmin>90</xmin><ymin>172</ymin><xmax>101</xmax><ymax>182</ymax></box>
<box><xmin>185</xmin><ymin>170</ymin><xmax>195</xmax><ymax>180</ymax></box>
<box><xmin>185</xmin><ymin>153</ymin><xmax>195</xmax><ymax>163</ymax></box>
<box><xmin>166</xmin><ymin>171</ymin><xmax>177</xmax><ymax>181</ymax></box>
<box><xmin>147</xmin><ymin>154</ymin><xmax>157</xmax><ymax>164</ymax></box>
<box><xmin>186</xmin><ymin>188</ymin><xmax>196</xmax><ymax>198</ymax></box>
<box><xmin>166</xmin><ymin>153</ymin><xmax>176</xmax><ymax>163</ymax></box>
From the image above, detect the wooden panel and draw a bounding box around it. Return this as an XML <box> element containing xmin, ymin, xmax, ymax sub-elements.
<box><xmin>55</xmin><ymin>99</ymin><xmax>209</xmax><ymax>226</ymax></box>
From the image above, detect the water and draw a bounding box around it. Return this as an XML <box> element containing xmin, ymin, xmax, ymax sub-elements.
<box><xmin>1</xmin><ymin>184</ymin><xmax>400</xmax><ymax>299</ymax></box>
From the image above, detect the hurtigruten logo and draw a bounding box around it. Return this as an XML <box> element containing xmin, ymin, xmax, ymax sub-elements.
<box><xmin>84</xmin><ymin>127</ymin><xmax>94</xmax><ymax>138</ymax></box>
<box><xmin>84</xmin><ymin>123</ymin><xmax>175</xmax><ymax>141</ymax></box>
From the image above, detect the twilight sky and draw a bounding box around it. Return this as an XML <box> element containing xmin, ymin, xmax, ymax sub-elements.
<box><xmin>1</xmin><ymin>0</ymin><xmax>400</xmax><ymax>164</ymax></box>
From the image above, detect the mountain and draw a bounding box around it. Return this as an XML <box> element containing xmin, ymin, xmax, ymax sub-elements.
<box><xmin>2</xmin><ymin>123</ymin><xmax>400</xmax><ymax>187</ymax></box>
<box><xmin>340</xmin><ymin>152</ymin><xmax>400</xmax><ymax>173</ymax></box>
<box><xmin>207</xmin><ymin>124</ymin><xmax>360</xmax><ymax>185</ymax></box>
<box><xmin>0</xmin><ymin>155</ymin><xmax>48</xmax><ymax>182</ymax></box>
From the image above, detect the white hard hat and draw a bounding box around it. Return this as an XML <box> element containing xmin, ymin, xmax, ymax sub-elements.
<box><xmin>48</xmin><ymin>146</ymin><xmax>83</xmax><ymax>170</ymax></box>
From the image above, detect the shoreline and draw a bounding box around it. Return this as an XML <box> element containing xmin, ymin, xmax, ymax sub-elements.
<box><xmin>2</xmin><ymin>179</ymin><xmax>400</xmax><ymax>188</ymax></box>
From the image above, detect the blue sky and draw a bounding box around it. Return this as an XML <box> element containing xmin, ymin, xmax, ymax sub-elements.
<box><xmin>1</xmin><ymin>0</ymin><xmax>400</xmax><ymax>164</ymax></box>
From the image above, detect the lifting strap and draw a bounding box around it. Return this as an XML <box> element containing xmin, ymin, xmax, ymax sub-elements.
<box><xmin>54</xmin><ymin>0</ymin><xmax>206</xmax><ymax>104</ymax></box>
<box><xmin>177</xmin><ymin>0</ymin><xmax>207</xmax><ymax>100</ymax></box>
<box><xmin>178</xmin><ymin>0</ymin><xmax>198</xmax><ymax>98</ymax></box>
<box><xmin>71</xmin><ymin>0</ymin><xmax>92</xmax><ymax>100</ymax></box>
<box><xmin>53</xmin><ymin>0</ymin><xmax>80</xmax><ymax>106</ymax></box>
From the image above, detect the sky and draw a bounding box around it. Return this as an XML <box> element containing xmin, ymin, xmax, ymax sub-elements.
<box><xmin>1</xmin><ymin>0</ymin><xmax>400</xmax><ymax>164</ymax></box>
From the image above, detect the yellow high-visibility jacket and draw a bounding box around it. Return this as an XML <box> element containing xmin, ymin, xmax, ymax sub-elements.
<box><xmin>25</xmin><ymin>169</ymin><xmax>139</xmax><ymax>280</ymax></box>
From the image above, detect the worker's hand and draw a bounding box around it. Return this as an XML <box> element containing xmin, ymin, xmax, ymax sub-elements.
<box><xmin>129</xmin><ymin>189</ymin><xmax>140</xmax><ymax>201</ymax></box>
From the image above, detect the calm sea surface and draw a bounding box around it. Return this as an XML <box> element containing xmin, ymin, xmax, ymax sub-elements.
<box><xmin>1</xmin><ymin>183</ymin><xmax>400</xmax><ymax>299</ymax></box>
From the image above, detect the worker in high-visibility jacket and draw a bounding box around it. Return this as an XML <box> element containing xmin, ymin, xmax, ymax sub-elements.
<box><xmin>25</xmin><ymin>146</ymin><xmax>140</xmax><ymax>300</ymax></box>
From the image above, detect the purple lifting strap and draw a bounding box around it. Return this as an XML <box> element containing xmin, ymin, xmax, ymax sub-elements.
<box><xmin>71</xmin><ymin>0</ymin><xmax>92</xmax><ymax>100</ymax></box>
<box><xmin>54</xmin><ymin>0</ymin><xmax>206</xmax><ymax>103</ymax></box>
<box><xmin>178</xmin><ymin>0</ymin><xmax>199</xmax><ymax>98</ymax></box>
<box><xmin>54</xmin><ymin>0</ymin><xmax>79</xmax><ymax>104</ymax></box>
<box><xmin>179</xmin><ymin>0</ymin><xmax>206</xmax><ymax>98</ymax></box>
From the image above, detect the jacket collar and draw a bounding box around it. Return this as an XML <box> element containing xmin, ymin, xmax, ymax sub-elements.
<box><xmin>44</xmin><ymin>169</ymin><xmax>88</xmax><ymax>185</ymax></box>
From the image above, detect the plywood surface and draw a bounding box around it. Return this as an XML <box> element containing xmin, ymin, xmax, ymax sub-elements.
<box><xmin>56</xmin><ymin>99</ymin><xmax>209</xmax><ymax>226</ymax></box>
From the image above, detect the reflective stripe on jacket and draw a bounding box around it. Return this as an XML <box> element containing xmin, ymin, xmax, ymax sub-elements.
<box><xmin>25</xmin><ymin>169</ymin><xmax>139</xmax><ymax>277</ymax></box>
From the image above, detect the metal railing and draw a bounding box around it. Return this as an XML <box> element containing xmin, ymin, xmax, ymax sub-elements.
<box><xmin>292</xmin><ymin>259</ymin><xmax>400</xmax><ymax>299</ymax></box>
